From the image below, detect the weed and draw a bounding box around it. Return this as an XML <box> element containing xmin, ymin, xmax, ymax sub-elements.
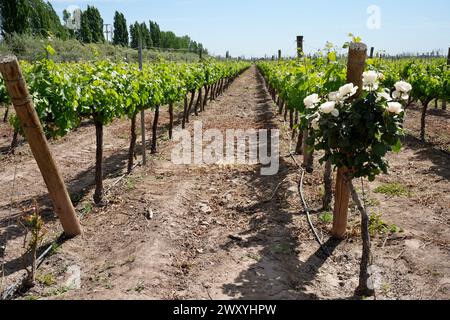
<box><xmin>246</xmin><ymin>253</ymin><xmax>261</xmax><ymax>262</ymax></box>
<box><xmin>50</xmin><ymin>242</ymin><xmax>61</xmax><ymax>255</ymax></box>
<box><xmin>374</xmin><ymin>182</ymin><xmax>409</xmax><ymax>197</ymax></box>
<box><xmin>82</xmin><ymin>202</ymin><xmax>93</xmax><ymax>215</ymax></box>
<box><xmin>369</xmin><ymin>212</ymin><xmax>400</xmax><ymax>237</ymax></box>
<box><xmin>46</xmin><ymin>286</ymin><xmax>69</xmax><ymax>297</ymax></box>
<box><xmin>19</xmin><ymin>200</ymin><xmax>47</xmax><ymax>288</ymax></box>
<box><xmin>134</xmin><ymin>282</ymin><xmax>145</xmax><ymax>293</ymax></box>
<box><xmin>319</xmin><ymin>212</ymin><xmax>333</xmax><ymax>224</ymax></box>
<box><xmin>36</xmin><ymin>273</ymin><xmax>56</xmax><ymax>287</ymax></box>
<box><xmin>381</xmin><ymin>283</ymin><xmax>390</xmax><ymax>296</ymax></box>
<box><xmin>365</xmin><ymin>198</ymin><xmax>381</xmax><ymax>207</ymax></box>
<box><xmin>125</xmin><ymin>177</ymin><xmax>136</xmax><ymax>191</ymax></box>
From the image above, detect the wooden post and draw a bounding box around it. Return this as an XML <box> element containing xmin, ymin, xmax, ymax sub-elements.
<box><xmin>278</xmin><ymin>50</ymin><xmax>281</xmax><ymax>60</ymax></box>
<box><xmin>332</xmin><ymin>42</ymin><xmax>367</xmax><ymax>239</ymax></box>
<box><xmin>447</xmin><ymin>47</ymin><xmax>450</xmax><ymax>66</ymax></box>
<box><xmin>369</xmin><ymin>47</ymin><xmax>375</xmax><ymax>59</ymax></box>
<box><xmin>0</xmin><ymin>55</ymin><xmax>82</xmax><ymax>237</ymax></box>
<box><xmin>297</xmin><ymin>36</ymin><xmax>304</xmax><ymax>58</ymax></box>
<box><xmin>138</xmin><ymin>43</ymin><xmax>147</xmax><ymax>166</ymax></box>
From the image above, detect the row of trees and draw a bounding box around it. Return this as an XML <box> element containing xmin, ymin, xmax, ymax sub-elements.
<box><xmin>114</xmin><ymin>13</ymin><xmax>206</xmax><ymax>53</ymax></box>
<box><xmin>0</xmin><ymin>0</ymin><xmax>67</xmax><ymax>38</ymax></box>
<box><xmin>0</xmin><ymin>1</ymin><xmax>207</xmax><ymax>54</ymax></box>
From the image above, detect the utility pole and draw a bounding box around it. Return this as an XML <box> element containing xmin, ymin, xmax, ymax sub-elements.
<box><xmin>103</xmin><ymin>24</ymin><xmax>112</xmax><ymax>42</ymax></box>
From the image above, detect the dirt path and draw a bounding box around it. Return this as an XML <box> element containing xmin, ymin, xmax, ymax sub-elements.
<box><xmin>1</xmin><ymin>66</ymin><xmax>448</xmax><ymax>300</ymax></box>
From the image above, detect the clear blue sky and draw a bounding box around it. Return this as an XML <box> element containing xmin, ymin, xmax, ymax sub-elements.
<box><xmin>49</xmin><ymin>0</ymin><xmax>450</xmax><ymax>58</ymax></box>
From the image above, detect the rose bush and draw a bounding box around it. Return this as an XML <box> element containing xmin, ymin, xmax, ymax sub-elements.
<box><xmin>306</xmin><ymin>78</ymin><xmax>412</xmax><ymax>181</ymax></box>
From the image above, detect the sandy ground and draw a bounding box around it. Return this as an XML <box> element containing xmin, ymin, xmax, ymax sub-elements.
<box><xmin>0</xmin><ymin>66</ymin><xmax>448</xmax><ymax>300</ymax></box>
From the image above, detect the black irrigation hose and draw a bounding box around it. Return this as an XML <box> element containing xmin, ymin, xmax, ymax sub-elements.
<box><xmin>296</xmin><ymin>163</ymin><xmax>330</xmax><ymax>256</ymax></box>
<box><xmin>257</xmin><ymin>68</ymin><xmax>326</xmax><ymax>254</ymax></box>
<box><xmin>260</xmin><ymin>62</ymin><xmax>331</xmax><ymax>256</ymax></box>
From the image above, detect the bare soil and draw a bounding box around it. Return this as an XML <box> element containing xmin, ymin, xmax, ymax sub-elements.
<box><xmin>0</xmin><ymin>66</ymin><xmax>448</xmax><ymax>300</ymax></box>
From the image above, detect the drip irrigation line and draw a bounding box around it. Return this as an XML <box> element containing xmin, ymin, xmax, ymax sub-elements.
<box><xmin>289</xmin><ymin>152</ymin><xmax>329</xmax><ymax>256</ymax></box>
<box><xmin>262</xmin><ymin>66</ymin><xmax>329</xmax><ymax>256</ymax></box>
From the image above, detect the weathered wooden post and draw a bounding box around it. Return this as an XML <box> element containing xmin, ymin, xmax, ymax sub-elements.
<box><xmin>297</xmin><ymin>36</ymin><xmax>304</xmax><ymax>58</ymax></box>
<box><xmin>138</xmin><ymin>42</ymin><xmax>147</xmax><ymax>166</ymax></box>
<box><xmin>0</xmin><ymin>55</ymin><xmax>82</xmax><ymax>237</ymax></box>
<box><xmin>447</xmin><ymin>47</ymin><xmax>450</xmax><ymax>65</ymax></box>
<box><xmin>332</xmin><ymin>42</ymin><xmax>367</xmax><ymax>239</ymax></box>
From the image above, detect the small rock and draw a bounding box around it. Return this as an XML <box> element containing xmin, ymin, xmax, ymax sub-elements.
<box><xmin>64</xmin><ymin>265</ymin><xmax>81</xmax><ymax>290</ymax></box>
<box><xmin>145</xmin><ymin>208</ymin><xmax>154</xmax><ymax>219</ymax></box>
<box><xmin>199</xmin><ymin>203</ymin><xmax>212</xmax><ymax>214</ymax></box>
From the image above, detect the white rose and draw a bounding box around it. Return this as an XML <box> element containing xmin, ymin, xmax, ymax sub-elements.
<box><xmin>304</xmin><ymin>93</ymin><xmax>320</xmax><ymax>108</ymax></box>
<box><xmin>339</xmin><ymin>83</ymin><xmax>358</xmax><ymax>98</ymax></box>
<box><xmin>387</xmin><ymin>102</ymin><xmax>403</xmax><ymax>115</ymax></box>
<box><xmin>363</xmin><ymin>71</ymin><xmax>378</xmax><ymax>85</ymax></box>
<box><xmin>376</xmin><ymin>91</ymin><xmax>392</xmax><ymax>102</ymax></box>
<box><xmin>319</xmin><ymin>101</ymin><xmax>336</xmax><ymax>114</ymax></box>
<box><xmin>394</xmin><ymin>81</ymin><xmax>412</xmax><ymax>93</ymax></box>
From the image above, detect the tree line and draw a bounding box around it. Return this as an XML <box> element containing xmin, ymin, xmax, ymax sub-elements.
<box><xmin>0</xmin><ymin>0</ymin><xmax>207</xmax><ymax>54</ymax></box>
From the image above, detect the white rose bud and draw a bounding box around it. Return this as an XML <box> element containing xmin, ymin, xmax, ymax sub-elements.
<box><xmin>387</xmin><ymin>102</ymin><xmax>404</xmax><ymax>115</ymax></box>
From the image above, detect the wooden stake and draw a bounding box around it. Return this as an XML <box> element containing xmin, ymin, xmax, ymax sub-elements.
<box><xmin>447</xmin><ymin>47</ymin><xmax>450</xmax><ymax>66</ymax></box>
<box><xmin>0</xmin><ymin>55</ymin><xmax>82</xmax><ymax>237</ymax></box>
<box><xmin>278</xmin><ymin>50</ymin><xmax>281</xmax><ymax>60</ymax></box>
<box><xmin>297</xmin><ymin>36</ymin><xmax>304</xmax><ymax>58</ymax></box>
<box><xmin>369</xmin><ymin>47</ymin><xmax>375</xmax><ymax>59</ymax></box>
<box><xmin>332</xmin><ymin>42</ymin><xmax>367</xmax><ymax>239</ymax></box>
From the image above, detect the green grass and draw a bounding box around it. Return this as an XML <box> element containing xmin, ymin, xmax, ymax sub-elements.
<box><xmin>319</xmin><ymin>212</ymin><xmax>333</xmax><ymax>224</ymax></box>
<box><xmin>374</xmin><ymin>182</ymin><xmax>409</xmax><ymax>197</ymax></box>
<box><xmin>82</xmin><ymin>202</ymin><xmax>93</xmax><ymax>215</ymax></box>
<box><xmin>246</xmin><ymin>253</ymin><xmax>261</xmax><ymax>262</ymax></box>
<box><xmin>369</xmin><ymin>212</ymin><xmax>401</xmax><ymax>237</ymax></box>
<box><xmin>36</xmin><ymin>273</ymin><xmax>56</xmax><ymax>287</ymax></box>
